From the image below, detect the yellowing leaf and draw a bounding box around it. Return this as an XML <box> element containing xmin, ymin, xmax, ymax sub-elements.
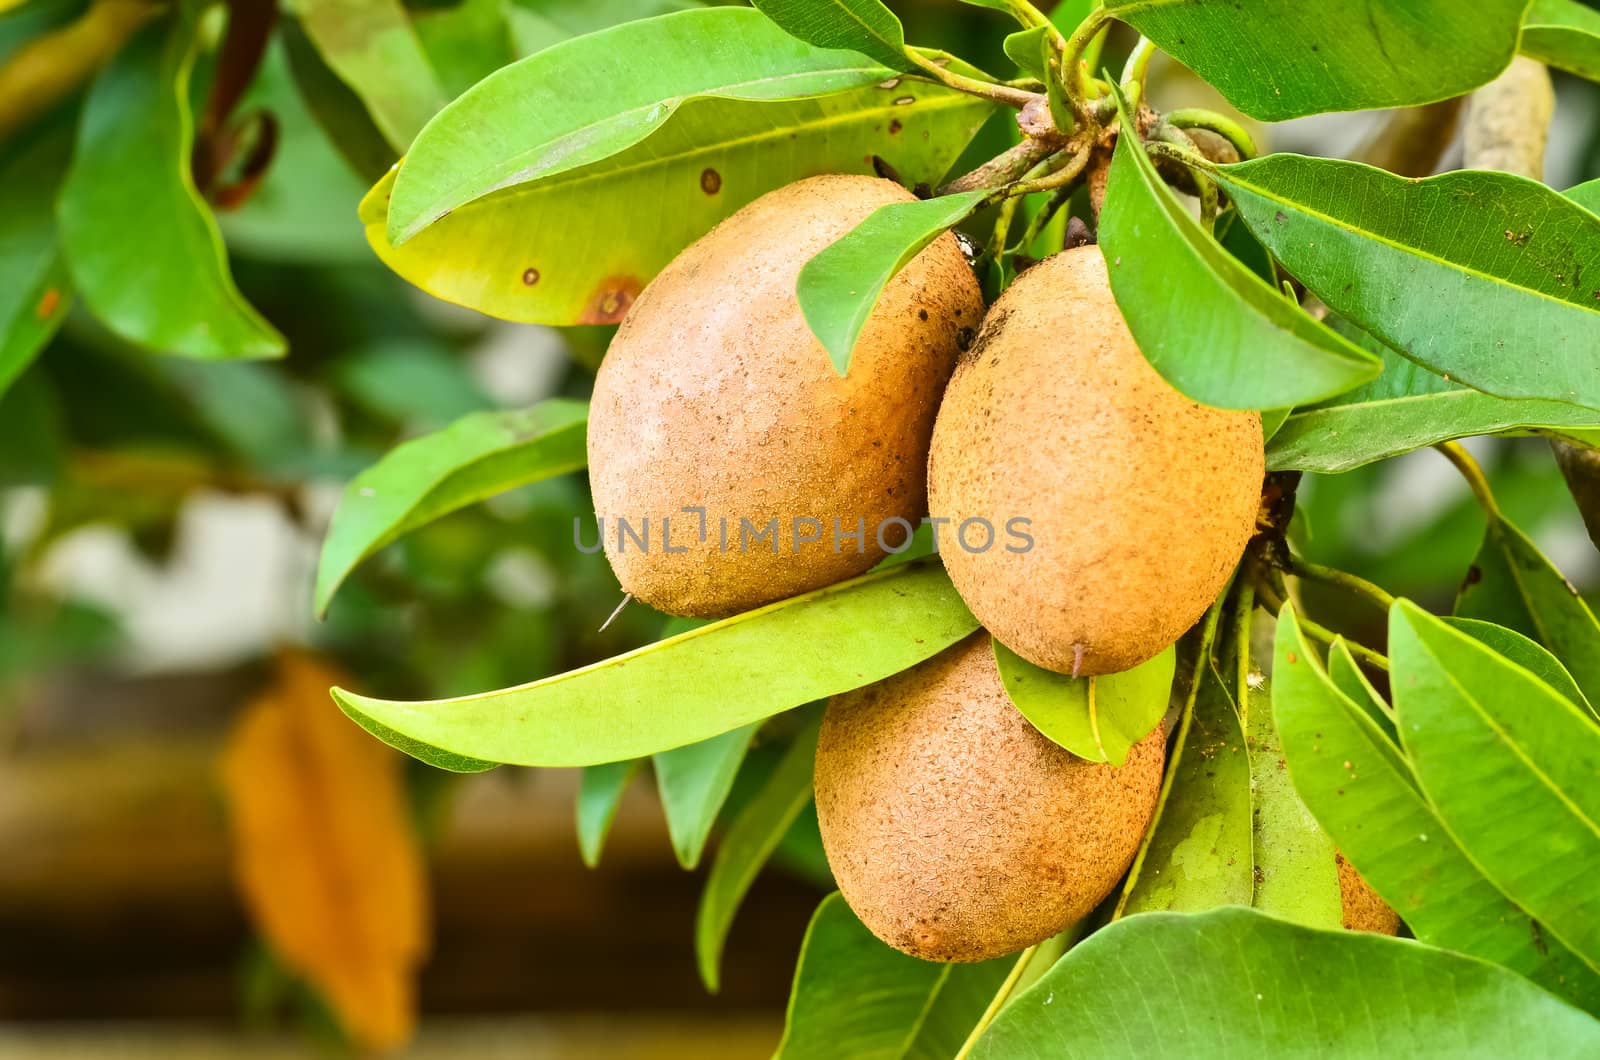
<box><xmin>220</xmin><ymin>651</ymin><xmax>429</xmax><ymax>1051</ymax></box>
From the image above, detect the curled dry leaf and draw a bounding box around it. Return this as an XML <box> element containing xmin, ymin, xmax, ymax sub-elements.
<box><xmin>220</xmin><ymin>650</ymin><xmax>429</xmax><ymax>1051</ymax></box>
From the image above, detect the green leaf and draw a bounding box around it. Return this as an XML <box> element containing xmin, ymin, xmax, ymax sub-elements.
<box><xmin>360</xmin><ymin>80</ymin><xmax>990</xmax><ymax>325</ymax></box>
<box><xmin>1275</xmin><ymin>607</ymin><xmax>1600</xmax><ymax>1010</ymax></box>
<box><xmin>1246</xmin><ymin>673</ymin><xmax>1342</xmax><ymax>928</ymax></box>
<box><xmin>57</xmin><ymin>14</ymin><xmax>284</xmax><ymax>360</ymax></box>
<box><xmin>0</xmin><ymin>117</ymin><xmax>73</xmax><ymax>397</ymax></box>
<box><xmin>1118</xmin><ymin>659</ymin><xmax>1252</xmax><ymax>915</ymax></box>
<box><xmin>332</xmin><ymin>559</ymin><xmax>979</xmax><ymax>769</ymax></box>
<box><xmin>387</xmin><ymin>8</ymin><xmax>898</xmax><ymax>245</ymax></box>
<box><xmin>1211</xmin><ymin>156</ymin><xmax>1600</xmax><ymax>411</ymax></box>
<box><xmin>749</xmin><ymin>0</ymin><xmax>910</xmax><ymax>71</ymax></box>
<box><xmin>279</xmin><ymin>18</ymin><xmax>397</xmax><ymax>182</ymax></box>
<box><xmin>1267</xmin><ymin>324</ymin><xmax>1600</xmax><ymax>473</ymax></box>
<box><xmin>501</xmin><ymin>0</ymin><xmax>703</xmax><ymax>56</ymax></box>
<box><xmin>775</xmin><ymin>892</ymin><xmax>1011</xmax><ymax>1060</ymax></box>
<box><xmin>314</xmin><ymin>400</ymin><xmax>588</xmax><ymax>616</ymax></box>
<box><xmin>993</xmin><ymin>639</ymin><xmax>1173</xmax><ymax>766</ymax></box>
<box><xmin>1569</xmin><ymin>178</ymin><xmax>1600</xmax><ymax>214</ymax></box>
<box><xmin>1106</xmin><ymin>0</ymin><xmax>1525</xmax><ymax>121</ymax></box>
<box><xmin>1522</xmin><ymin>0</ymin><xmax>1600</xmax><ymax>81</ymax></box>
<box><xmin>1324</xmin><ymin>637</ymin><xmax>1400</xmax><ymax>746</ymax></box>
<box><xmin>696</xmin><ymin>711</ymin><xmax>820</xmax><ymax>993</ymax></box>
<box><xmin>1455</xmin><ymin>512</ymin><xmax>1600</xmax><ymax>712</ymax></box>
<box><xmin>1097</xmin><ymin>98</ymin><xmax>1379</xmax><ymax>410</ymax></box>
<box><xmin>654</xmin><ymin>722</ymin><xmax>759</xmax><ymax>869</ymax></box>
<box><xmin>1002</xmin><ymin>24</ymin><xmax>1048</xmax><ymax>79</ymax></box>
<box><xmin>576</xmin><ymin>758</ymin><xmax>641</xmax><ymax>868</ymax></box>
<box><xmin>1266</xmin><ymin>387</ymin><xmax>1600</xmax><ymax>473</ymax></box>
<box><xmin>971</xmin><ymin>907</ymin><xmax>1600</xmax><ymax>1058</ymax></box>
<box><xmin>1390</xmin><ymin>600</ymin><xmax>1600</xmax><ymax>970</ymax></box>
<box><xmin>412</xmin><ymin>0</ymin><xmax>516</xmax><ymax>100</ymax></box>
<box><xmin>1444</xmin><ymin>616</ymin><xmax>1598</xmax><ymax>721</ymax></box>
<box><xmin>283</xmin><ymin>0</ymin><xmax>446</xmax><ymax>152</ymax></box>
<box><xmin>798</xmin><ymin>190</ymin><xmax>986</xmax><ymax>375</ymax></box>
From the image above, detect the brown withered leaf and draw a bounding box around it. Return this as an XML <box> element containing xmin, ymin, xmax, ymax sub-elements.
<box><xmin>220</xmin><ymin>650</ymin><xmax>429</xmax><ymax>1051</ymax></box>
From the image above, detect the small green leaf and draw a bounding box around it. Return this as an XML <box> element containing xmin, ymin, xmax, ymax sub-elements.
<box><xmin>1106</xmin><ymin>0</ymin><xmax>1525</xmax><ymax>121</ymax></box>
<box><xmin>1522</xmin><ymin>0</ymin><xmax>1600</xmax><ymax>81</ymax></box>
<box><xmin>1390</xmin><ymin>601</ymin><xmax>1600</xmax><ymax>970</ymax></box>
<box><xmin>388</xmin><ymin>7</ymin><xmax>899</xmax><ymax>244</ymax></box>
<box><xmin>798</xmin><ymin>190</ymin><xmax>986</xmax><ymax>375</ymax></box>
<box><xmin>1324</xmin><ymin>637</ymin><xmax>1400</xmax><ymax>747</ymax></box>
<box><xmin>283</xmin><ymin>0</ymin><xmax>447</xmax><ymax>152</ymax></box>
<box><xmin>1097</xmin><ymin>98</ymin><xmax>1379</xmax><ymax>410</ymax></box>
<box><xmin>0</xmin><ymin>117</ymin><xmax>73</xmax><ymax>397</ymax></box>
<box><xmin>775</xmin><ymin>892</ymin><xmax>1011</xmax><ymax>1060</ymax></box>
<box><xmin>315</xmin><ymin>400</ymin><xmax>589</xmax><ymax>616</ymax></box>
<box><xmin>57</xmin><ymin>14</ymin><xmax>284</xmax><ymax>360</ymax></box>
<box><xmin>993</xmin><ymin>640</ymin><xmax>1174</xmax><ymax>766</ymax></box>
<box><xmin>1455</xmin><ymin>512</ymin><xmax>1600</xmax><ymax>712</ymax></box>
<box><xmin>1001</xmin><ymin>24</ymin><xmax>1048</xmax><ymax>79</ymax></box>
<box><xmin>1246</xmin><ymin>673</ymin><xmax>1342</xmax><ymax>929</ymax></box>
<box><xmin>1275</xmin><ymin>607</ymin><xmax>1600</xmax><ymax>1012</ymax></box>
<box><xmin>576</xmin><ymin>759</ymin><xmax>641</xmax><ymax>868</ymax></box>
<box><xmin>1212</xmin><ymin>156</ymin><xmax>1600</xmax><ymax>411</ymax></box>
<box><xmin>654</xmin><ymin>722</ymin><xmax>759</xmax><ymax>870</ymax></box>
<box><xmin>332</xmin><ymin>559</ymin><xmax>979</xmax><ymax>769</ymax></box>
<box><xmin>696</xmin><ymin>711</ymin><xmax>820</xmax><ymax>993</ymax></box>
<box><xmin>1444</xmin><ymin>616</ymin><xmax>1598</xmax><ymax>721</ymax></box>
<box><xmin>750</xmin><ymin>0</ymin><xmax>911</xmax><ymax>71</ymax></box>
<box><xmin>1118</xmin><ymin>659</ymin><xmax>1252</xmax><ymax>915</ymax></box>
<box><xmin>972</xmin><ymin>909</ymin><xmax>1600</xmax><ymax>1057</ymax></box>
<box><xmin>361</xmin><ymin>80</ymin><xmax>991</xmax><ymax>324</ymax></box>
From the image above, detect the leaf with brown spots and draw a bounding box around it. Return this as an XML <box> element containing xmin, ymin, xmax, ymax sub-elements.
<box><xmin>220</xmin><ymin>651</ymin><xmax>430</xmax><ymax>1051</ymax></box>
<box><xmin>360</xmin><ymin>78</ymin><xmax>991</xmax><ymax>325</ymax></box>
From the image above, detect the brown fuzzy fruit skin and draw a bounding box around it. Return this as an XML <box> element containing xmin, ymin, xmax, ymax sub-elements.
<box><xmin>814</xmin><ymin>633</ymin><xmax>1166</xmax><ymax>962</ymax></box>
<box><xmin>1337</xmin><ymin>851</ymin><xmax>1401</xmax><ymax>934</ymax></box>
<box><xmin>587</xmin><ymin>174</ymin><xmax>983</xmax><ymax>617</ymax></box>
<box><xmin>927</xmin><ymin>246</ymin><xmax>1264</xmax><ymax>675</ymax></box>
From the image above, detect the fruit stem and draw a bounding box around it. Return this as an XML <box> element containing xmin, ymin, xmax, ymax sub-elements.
<box><xmin>1232</xmin><ymin>577</ymin><xmax>1255</xmax><ymax>719</ymax></box>
<box><xmin>999</xmin><ymin>0</ymin><xmax>1057</xmax><ymax>34</ymax></box>
<box><xmin>952</xmin><ymin>942</ymin><xmax>1042</xmax><ymax>1059</ymax></box>
<box><xmin>1145</xmin><ymin>135</ymin><xmax>1219</xmax><ymax>232</ymax></box>
<box><xmin>904</xmin><ymin>48</ymin><xmax>1041</xmax><ymax>109</ymax></box>
<box><xmin>1286</xmin><ymin>555</ymin><xmax>1396</xmax><ymax>613</ymax></box>
<box><xmin>1437</xmin><ymin>441</ymin><xmax>1501</xmax><ymax>518</ymax></box>
<box><xmin>1003</xmin><ymin>138</ymin><xmax>1093</xmax><ymax>196</ymax></box>
<box><xmin>1164</xmin><ymin>108</ymin><xmax>1259</xmax><ymax>160</ymax></box>
<box><xmin>1119</xmin><ymin>36</ymin><xmax>1157</xmax><ymax>110</ymax></box>
<box><xmin>940</xmin><ymin>136</ymin><xmax>1057</xmax><ymax>195</ymax></box>
<box><xmin>1256</xmin><ymin>581</ymin><xmax>1390</xmax><ymax>672</ymax></box>
<box><xmin>1057</xmin><ymin>6</ymin><xmax>1111</xmax><ymax>127</ymax></box>
<box><xmin>1014</xmin><ymin>182</ymin><xmax>1074</xmax><ymax>252</ymax></box>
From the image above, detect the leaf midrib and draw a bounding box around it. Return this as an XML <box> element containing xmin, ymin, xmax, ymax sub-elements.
<box><xmin>1412</xmin><ymin>630</ymin><xmax>1600</xmax><ymax>844</ymax></box>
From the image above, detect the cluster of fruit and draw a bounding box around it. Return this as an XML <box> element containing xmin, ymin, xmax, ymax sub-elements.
<box><xmin>585</xmin><ymin>173</ymin><xmax>1357</xmax><ymax>961</ymax></box>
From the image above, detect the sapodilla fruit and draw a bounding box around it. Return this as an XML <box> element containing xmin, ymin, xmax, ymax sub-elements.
<box><xmin>927</xmin><ymin>246</ymin><xmax>1263</xmax><ymax>676</ymax></box>
<box><xmin>814</xmin><ymin>633</ymin><xmax>1165</xmax><ymax>962</ymax></box>
<box><xmin>1337</xmin><ymin>852</ymin><xmax>1401</xmax><ymax>935</ymax></box>
<box><xmin>587</xmin><ymin>175</ymin><xmax>984</xmax><ymax>617</ymax></box>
